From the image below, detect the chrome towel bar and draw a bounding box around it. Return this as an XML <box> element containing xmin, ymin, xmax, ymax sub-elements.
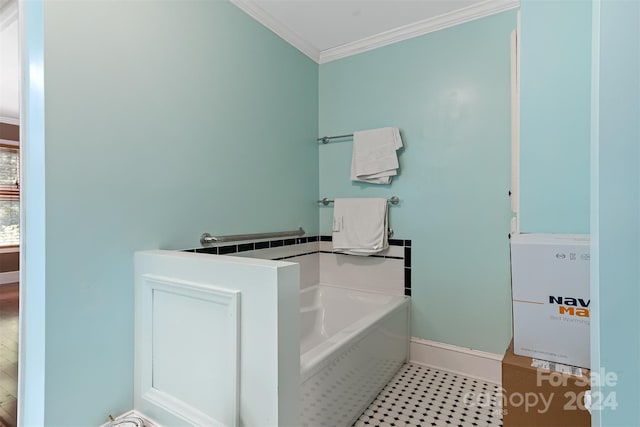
<box><xmin>200</xmin><ymin>227</ymin><xmax>305</xmax><ymax>246</ymax></box>
<box><xmin>317</xmin><ymin>133</ymin><xmax>354</xmax><ymax>144</ymax></box>
<box><xmin>318</xmin><ymin>196</ymin><xmax>400</xmax><ymax>206</ymax></box>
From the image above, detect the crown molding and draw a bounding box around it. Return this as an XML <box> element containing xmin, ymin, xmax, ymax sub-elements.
<box><xmin>230</xmin><ymin>0</ymin><xmax>320</xmax><ymax>63</ymax></box>
<box><xmin>319</xmin><ymin>0</ymin><xmax>520</xmax><ymax>64</ymax></box>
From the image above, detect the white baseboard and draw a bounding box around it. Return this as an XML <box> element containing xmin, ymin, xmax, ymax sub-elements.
<box><xmin>0</xmin><ymin>271</ymin><xmax>19</xmax><ymax>285</ymax></box>
<box><xmin>409</xmin><ymin>337</ymin><xmax>503</xmax><ymax>385</ymax></box>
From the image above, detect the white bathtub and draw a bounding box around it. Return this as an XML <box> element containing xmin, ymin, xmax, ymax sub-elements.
<box><xmin>299</xmin><ymin>284</ymin><xmax>410</xmax><ymax>427</ymax></box>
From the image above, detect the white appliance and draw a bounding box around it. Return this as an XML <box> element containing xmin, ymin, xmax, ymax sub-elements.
<box><xmin>510</xmin><ymin>233</ymin><xmax>590</xmax><ymax>368</ymax></box>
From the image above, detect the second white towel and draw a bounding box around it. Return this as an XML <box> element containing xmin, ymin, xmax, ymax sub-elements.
<box><xmin>332</xmin><ymin>198</ymin><xmax>389</xmax><ymax>256</ymax></box>
<box><xmin>351</xmin><ymin>127</ymin><xmax>403</xmax><ymax>184</ymax></box>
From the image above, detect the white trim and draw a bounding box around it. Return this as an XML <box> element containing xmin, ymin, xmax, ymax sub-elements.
<box><xmin>0</xmin><ymin>270</ymin><xmax>19</xmax><ymax>285</ymax></box>
<box><xmin>319</xmin><ymin>0</ymin><xmax>520</xmax><ymax>64</ymax></box>
<box><xmin>230</xmin><ymin>0</ymin><xmax>320</xmax><ymax>63</ymax></box>
<box><xmin>515</xmin><ymin>10</ymin><xmax>521</xmax><ymax>233</ymax></box>
<box><xmin>409</xmin><ymin>337</ymin><xmax>504</xmax><ymax>385</ymax></box>
<box><xmin>0</xmin><ymin>246</ymin><xmax>18</xmax><ymax>253</ymax></box>
<box><xmin>589</xmin><ymin>2</ymin><xmax>601</xmax><ymax>425</ymax></box>
<box><xmin>510</xmin><ymin>24</ymin><xmax>520</xmax><ymax>234</ymax></box>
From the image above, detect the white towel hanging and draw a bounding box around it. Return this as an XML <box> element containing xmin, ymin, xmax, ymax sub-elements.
<box><xmin>332</xmin><ymin>198</ymin><xmax>389</xmax><ymax>256</ymax></box>
<box><xmin>351</xmin><ymin>127</ymin><xmax>403</xmax><ymax>184</ymax></box>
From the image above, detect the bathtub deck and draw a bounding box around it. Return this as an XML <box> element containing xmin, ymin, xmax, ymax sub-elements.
<box><xmin>354</xmin><ymin>363</ymin><xmax>503</xmax><ymax>427</ymax></box>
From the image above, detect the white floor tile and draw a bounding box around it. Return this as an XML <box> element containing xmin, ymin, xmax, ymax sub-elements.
<box><xmin>353</xmin><ymin>363</ymin><xmax>503</xmax><ymax>427</ymax></box>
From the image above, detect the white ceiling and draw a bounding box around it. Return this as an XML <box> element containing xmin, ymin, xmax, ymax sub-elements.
<box><xmin>232</xmin><ymin>0</ymin><xmax>519</xmax><ymax>63</ymax></box>
<box><xmin>248</xmin><ymin>0</ymin><xmax>483</xmax><ymax>52</ymax></box>
<box><xmin>0</xmin><ymin>0</ymin><xmax>519</xmax><ymax>121</ymax></box>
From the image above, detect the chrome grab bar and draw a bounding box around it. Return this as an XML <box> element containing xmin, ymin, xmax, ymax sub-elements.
<box><xmin>318</xmin><ymin>196</ymin><xmax>399</xmax><ymax>206</ymax></box>
<box><xmin>200</xmin><ymin>227</ymin><xmax>305</xmax><ymax>246</ymax></box>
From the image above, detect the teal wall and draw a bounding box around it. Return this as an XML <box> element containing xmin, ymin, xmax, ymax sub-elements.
<box><xmin>591</xmin><ymin>0</ymin><xmax>640</xmax><ymax>425</ymax></box>
<box><xmin>519</xmin><ymin>0</ymin><xmax>592</xmax><ymax>233</ymax></box>
<box><xmin>319</xmin><ymin>11</ymin><xmax>516</xmax><ymax>354</ymax></box>
<box><xmin>25</xmin><ymin>1</ymin><xmax>318</xmax><ymax>424</ymax></box>
<box><xmin>25</xmin><ymin>0</ymin><xmax>638</xmax><ymax>424</ymax></box>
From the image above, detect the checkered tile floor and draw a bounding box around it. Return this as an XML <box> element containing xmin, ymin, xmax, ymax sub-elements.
<box><xmin>354</xmin><ymin>363</ymin><xmax>503</xmax><ymax>427</ymax></box>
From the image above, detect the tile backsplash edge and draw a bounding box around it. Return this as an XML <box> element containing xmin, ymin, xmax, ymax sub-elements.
<box><xmin>184</xmin><ymin>235</ymin><xmax>412</xmax><ymax>295</ymax></box>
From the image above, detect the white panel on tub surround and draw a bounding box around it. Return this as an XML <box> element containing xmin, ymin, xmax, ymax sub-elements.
<box><xmin>141</xmin><ymin>276</ymin><xmax>240</xmax><ymax>426</ymax></box>
<box><xmin>319</xmin><ymin>253</ymin><xmax>404</xmax><ymax>296</ymax></box>
<box><xmin>135</xmin><ymin>250</ymin><xmax>300</xmax><ymax>427</ymax></box>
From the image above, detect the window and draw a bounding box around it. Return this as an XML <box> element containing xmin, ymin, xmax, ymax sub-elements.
<box><xmin>0</xmin><ymin>143</ymin><xmax>19</xmax><ymax>247</ymax></box>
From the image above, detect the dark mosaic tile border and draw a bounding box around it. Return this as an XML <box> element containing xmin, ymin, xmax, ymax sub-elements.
<box><xmin>185</xmin><ymin>235</ymin><xmax>412</xmax><ymax>295</ymax></box>
<box><xmin>184</xmin><ymin>236</ymin><xmax>319</xmax><ymax>256</ymax></box>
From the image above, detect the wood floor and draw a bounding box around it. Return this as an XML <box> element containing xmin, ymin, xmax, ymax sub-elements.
<box><xmin>0</xmin><ymin>283</ymin><xmax>18</xmax><ymax>427</ymax></box>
